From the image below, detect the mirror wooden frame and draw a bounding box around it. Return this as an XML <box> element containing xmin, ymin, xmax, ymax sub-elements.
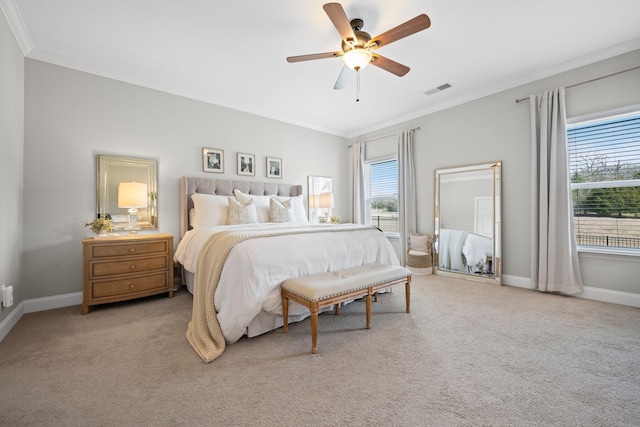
<box><xmin>434</xmin><ymin>161</ymin><xmax>501</xmax><ymax>284</ymax></box>
<box><xmin>96</xmin><ymin>155</ymin><xmax>158</xmax><ymax>230</ymax></box>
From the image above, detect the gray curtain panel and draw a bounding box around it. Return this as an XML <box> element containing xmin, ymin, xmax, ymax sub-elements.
<box><xmin>530</xmin><ymin>87</ymin><xmax>583</xmax><ymax>294</ymax></box>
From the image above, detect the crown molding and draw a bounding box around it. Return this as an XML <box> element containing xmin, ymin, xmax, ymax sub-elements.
<box><xmin>0</xmin><ymin>0</ymin><xmax>33</xmax><ymax>55</ymax></box>
<box><xmin>345</xmin><ymin>38</ymin><xmax>640</xmax><ymax>138</ymax></box>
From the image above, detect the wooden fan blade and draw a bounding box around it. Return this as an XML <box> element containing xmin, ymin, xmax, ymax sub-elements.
<box><xmin>369</xmin><ymin>14</ymin><xmax>431</xmax><ymax>49</ymax></box>
<box><xmin>333</xmin><ymin>66</ymin><xmax>349</xmax><ymax>90</ymax></box>
<box><xmin>371</xmin><ymin>54</ymin><xmax>410</xmax><ymax>77</ymax></box>
<box><xmin>287</xmin><ymin>52</ymin><xmax>341</xmax><ymax>63</ymax></box>
<box><xmin>323</xmin><ymin>2</ymin><xmax>357</xmax><ymax>43</ymax></box>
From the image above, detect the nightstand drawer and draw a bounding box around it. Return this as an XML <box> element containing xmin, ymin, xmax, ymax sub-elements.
<box><xmin>90</xmin><ymin>241</ymin><xmax>169</xmax><ymax>258</ymax></box>
<box><xmin>91</xmin><ymin>255</ymin><xmax>168</xmax><ymax>278</ymax></box>
<box><xmin>92</xmin><ymin>272</ymin><xmax>168</xmax><ymax>298</ymax></box>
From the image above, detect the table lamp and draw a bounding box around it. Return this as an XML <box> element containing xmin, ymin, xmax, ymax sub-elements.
<box><xmin>118</xmin><ymin>182</ymin><xmax>148</xmax><ymax>234</ymax></box>
<box><xmin>318</xmin><ymin>192</ymin><xmax>334</xmax><ymax>223</ymax></box>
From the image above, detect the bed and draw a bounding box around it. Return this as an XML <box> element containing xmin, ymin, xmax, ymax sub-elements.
<box><xmin>174</xmin><ymin>177</ymin><xmax>400</xmax><ymax>362</ymax></box>
<box><xmin>438</xmin><ymin>228</ymin><xmax>493</xmax><ymax>274</ymax></box>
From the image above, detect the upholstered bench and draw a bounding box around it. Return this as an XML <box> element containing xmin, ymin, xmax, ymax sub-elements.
<box><xmin>281</xmin><ymin>263</ymin><xmax>412</xmax><ymax>354</ymax></box>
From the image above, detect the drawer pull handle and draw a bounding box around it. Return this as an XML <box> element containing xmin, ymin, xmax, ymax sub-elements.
<box><xmin>130</xmin><ymin>284</ymin><xmax>135</xmax><ymax>288</ymax></box>
<box><xmin>130</xmin><ymin>265</ymin><xmax>136</xmax><ymax>269</ymax></box>
<box><xmin>129</xmin><ymin>248</ymin><xmax>136</xmax><ymax>252</ymax></box>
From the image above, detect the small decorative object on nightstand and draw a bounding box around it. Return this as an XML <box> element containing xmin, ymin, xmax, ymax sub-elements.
<box><xmin>85</xmin><ymin>215</ymin><xmax>114</xmax><ymax>238</ymax></box>
<box><xmin>82</xmin><ymin>234</ymin><xmax>174</xmax><ymax>314</ymax></box>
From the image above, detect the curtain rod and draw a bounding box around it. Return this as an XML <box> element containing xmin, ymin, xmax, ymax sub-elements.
<box><xmin>348</xmin><ymin>127</ymin><xmax>420</xmax><ymax>147</ymax></box>
<box><xmin>515</xmin><ymin>65</ymin><xmax>640</xmax><ymax>104</ymax></box>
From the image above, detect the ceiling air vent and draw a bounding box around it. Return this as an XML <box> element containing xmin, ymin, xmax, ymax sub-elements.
<box><xmin>425</xmin><ymin>83</ymin><xmax>452</xmax><ymax>95</ymax></box>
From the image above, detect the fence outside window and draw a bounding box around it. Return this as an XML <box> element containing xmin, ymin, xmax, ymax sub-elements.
<box><xmin>371</xmin><ymin>214</ymin><xmax>399</xmax><ymax>233</ymax></box>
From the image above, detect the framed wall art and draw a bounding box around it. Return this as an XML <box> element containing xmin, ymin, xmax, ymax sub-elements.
<box><xmin>202</xmin><ymin>147</ymin><xmax>224</xmax><ymax>173</ymax></box>
<box><xmin>237</xmin><ymin>152</ymin><xmax>255</xmax><ymax>176</ymax></box>
<box><xmin>266</xmin><ymin>156</ymin><xmax>282</xmax><ymax>178</ymax></box>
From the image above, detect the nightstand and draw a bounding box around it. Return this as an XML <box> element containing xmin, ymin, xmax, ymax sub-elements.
<box><xmin>82</xmin><ymin>234</ymin><xmax>174</xmax><ymax>314</ymax></box>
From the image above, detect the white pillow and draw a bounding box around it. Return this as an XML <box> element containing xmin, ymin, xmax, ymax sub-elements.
<box><xmin>227</xmin><ymin>197</ymin><xmax>258</xmax><ymax>225</ymax></box>
<box><xmin>269</xmin><ymin>197</ymin><xmax>295</xmax><ymax>223</ymax></box>
<box><xmin>190</xmin><ymin>193</ymin><xmax>229</xmax><ymax>228</ymax></box>
<box><xmin>234</xmin><ymin>189</ymin><xmax>271</xmax><ymax>223</ymax></box>
<box><xmin>272</xmin><ymin>195</ymin><xmax>308</xmax><ymax>223</ymax></box>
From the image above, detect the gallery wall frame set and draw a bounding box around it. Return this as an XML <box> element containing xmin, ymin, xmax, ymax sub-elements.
<box><xmin>202</xmin><ymin>147</ymin><xmax>282</xmax><ymax>178</ymax></box>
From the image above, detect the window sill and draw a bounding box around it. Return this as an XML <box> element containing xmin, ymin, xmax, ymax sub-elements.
<box><xmin>577</xmin><ymin>245</ymin><xmax>640</xmax><ymax>259</ymax></box>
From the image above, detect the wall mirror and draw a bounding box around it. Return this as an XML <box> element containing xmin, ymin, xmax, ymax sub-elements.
<box><xmin>96</xmin><ymin>155</ymin><xmax>158</xmax><ymax>230</ymax></box>
<box><xmin>434</xmin><ymin>161</ymin><xmax>501</xmax><ymax>284</ymax></box>
<box><xmin>308</xmin><ymin>176</ymin><xmax>333</xmax><ymax>223</ymax></box>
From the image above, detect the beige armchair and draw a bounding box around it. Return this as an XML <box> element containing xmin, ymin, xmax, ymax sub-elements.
<box><xmin>406</xmin><ymin>233</ymin><xmax>435</xmax><ymax>273</ymax></box>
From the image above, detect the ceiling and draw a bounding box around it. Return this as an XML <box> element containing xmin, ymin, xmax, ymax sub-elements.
<box><xmin>4</xmin><ymin>0</ymin><xmax>640</xmax><ymax>137</ymax></box>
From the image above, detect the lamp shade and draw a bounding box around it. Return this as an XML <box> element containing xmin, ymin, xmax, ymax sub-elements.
<box><xmin>343</xmin><ymin>48</ymin><xmax>372</xmax><ymax>71</ymax></box>
<box><xmin>118</xmin><ymin>182</ymin><xmax>148</xmax><ymax>208</ymax></box>
<box><xmin>318</xmin><ymin>192</ymin><xmax>334</xmax><ymax>209</ymax></box>
<box><xmin>309</xmin><ymin>194</ymin><xmax>319</xmax><ymax>209</ymax></box>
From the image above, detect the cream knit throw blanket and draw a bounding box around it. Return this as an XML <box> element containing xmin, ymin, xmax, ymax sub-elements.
<box><xmin>186</xmin><ymin>224</ymin><xmax>374</xmax><ymax>362</ymax></box>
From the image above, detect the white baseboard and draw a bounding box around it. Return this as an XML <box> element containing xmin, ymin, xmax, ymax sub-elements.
<box><xmin>502</xmin><ymin>274</ymin><xmax>640</xmax><ymax>308</ymax></box>
<box><xmin>0</xmin><ymin>292</ymin><xmax>82</xmax><ymax>342</ymax></box>
<box><xmin>0</xmin><ymin>301</ymin><xmax>25</xmax><ymax>342</ymax></box>
<box><xmin>579</xmin><ymin>286</ymin><xmax>640</xmax><ymax>308</ymax></box>
<box><xmin>23</xmin><ymin>292</ymin><xmax>82</xmax><ymax>314</ymax></box>
<box><xmin>501</xmin><ymin>274</ymin><xmax>531</xmax><ymax>288</ymax></box>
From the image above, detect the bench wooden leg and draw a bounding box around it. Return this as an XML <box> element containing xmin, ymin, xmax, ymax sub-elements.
<box><xmin>334</xmin><ymin>303</ymin><xmax>340</xmax><ymax>315</ymax></box>
<box><xmin>310</xmin><ymin>305</ymin><xmax>319</xmax><ymax>354</ymax></box>
<box><xmin>405</xmin><ymin>276</ymin><xmax>411</xmax><ymax>313</ymax></box>
<box><xmin>366</xmin><ymin>289</ymin><xmax>371</xmax><ymax>330</ymax></box>
<box><xmin>282</xmin><ymin>289</ymin><xmax>289</xmax><ymax>334</ymax></box>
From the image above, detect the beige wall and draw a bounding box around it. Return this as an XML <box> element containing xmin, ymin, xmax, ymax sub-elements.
<box><xmin>23</xmin><ymin>59</ymin><xmax>348</xmax><ymax>299</ymax></box>
<box><xmin>5</xmin><ymin>19</ymin><xmax>640</xmax><ymax>312</ymax></box>
<box><xmin>351</xmin><ymin>49</ymin><xmax>640</xmax><ymax>295</ymax></box>
<box><xmin>0</xmin><ymin>11</ymin><xmax>24</xmax><ymax>324</ymax></box>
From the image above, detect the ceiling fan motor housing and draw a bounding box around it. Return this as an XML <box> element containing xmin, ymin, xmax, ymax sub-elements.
<box><xmin>342</xmin><ymin>19</ymin><xmax>372</xmax><ymax>52</ymax></box>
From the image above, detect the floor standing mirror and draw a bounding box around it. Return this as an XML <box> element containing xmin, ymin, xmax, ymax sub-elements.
<box><xmin>434</xmin><ymin>161</ymin><xmax>502</xmax><ymax>284</ymax></box>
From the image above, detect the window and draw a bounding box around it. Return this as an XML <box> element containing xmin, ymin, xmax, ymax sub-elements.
<box><xmin>568</xmin><ymin>111</ymin><xmax>640</xmax><ymax>251</ymax></box>
<box><xmin>365</xmin><ymin>156</ymin><xmax>398</xmax><ymax>235</ymax></box>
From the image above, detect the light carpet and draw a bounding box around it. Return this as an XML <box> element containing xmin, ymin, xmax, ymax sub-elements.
<box><xmin>0</xmin><ymin>274</ymin><xmax>638</xmax><ymax>426</ymax></box>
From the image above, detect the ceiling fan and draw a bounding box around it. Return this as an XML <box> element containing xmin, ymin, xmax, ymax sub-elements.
<box><xmin>287</xmin><ymin>2</ymin><xmax>431</xmax><ymax>95</ymax></box>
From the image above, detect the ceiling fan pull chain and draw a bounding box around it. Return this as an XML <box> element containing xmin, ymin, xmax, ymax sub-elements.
<box><xmin>356</xmin><ymin>68</ymin><xmax>360</xmax><ymax>102</ymax></box>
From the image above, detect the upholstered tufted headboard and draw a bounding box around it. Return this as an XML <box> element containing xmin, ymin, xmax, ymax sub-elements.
<box><xmin>179</xmin><ymin>176</ymin><xmax>304</xmax><ymax>238</ymax></box>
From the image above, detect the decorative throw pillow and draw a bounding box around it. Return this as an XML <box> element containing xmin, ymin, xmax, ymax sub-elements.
<box><xmin>269</xmin><ymin>197</ymin><xmax>295</xmax><ymax>223</ymax></box>
<box><xmin>234</xmin><ymin>189</ymin><xmax>270</xmax><ymax>223</ymax></box>
<box><xmin>227</xmin><ymin>197</ymin><xmax>258</xmax><ymax>225</ymax></box>
<box><xmin>190</xmin><ymin>193</ymin><xmax>229</xmax><ymax>228</ymax></box>
<box><xmin>409</xmin><ymin>233</ymin><xmax>433</xmax><ymax>254</ymax></box>
<box><xmin>272</xmin><ymin>194</ymin><xmax>308</xmax><ymax>222</ymax></box>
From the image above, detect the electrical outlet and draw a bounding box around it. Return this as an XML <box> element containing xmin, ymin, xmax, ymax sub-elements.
<box><xmin>1</xmin><ymin>284</ymin><xmax>13</xmax><ymax>308</ymax></box>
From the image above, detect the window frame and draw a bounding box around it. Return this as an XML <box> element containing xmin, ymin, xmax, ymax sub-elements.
<box><xmin>364</xmin><ymin>154</ymin><xmax>399</xmax><ymax>237</ymax></box>
<box><xmin>567</xmin><ymin>104</ymin><xmax>640</xmax><ymax>257</ymax></box>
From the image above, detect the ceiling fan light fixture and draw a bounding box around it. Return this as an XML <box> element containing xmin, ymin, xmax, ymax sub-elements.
<box><xmin>343</xmin><ymin>48</ymin><xmax>372</xmax><ymax>71</ymax></box>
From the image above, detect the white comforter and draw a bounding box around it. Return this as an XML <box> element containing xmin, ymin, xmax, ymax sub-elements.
<box><xmin>175</xmin><ymin>223</ymin><xmax>400</xmax><ymax>343</ymax></box>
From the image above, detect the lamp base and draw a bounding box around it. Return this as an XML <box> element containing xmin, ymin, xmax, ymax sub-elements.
<box><xmin>128</xmin><ymin>208</ymin><xmax>139</xmax><ymax>234</ymax></box>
